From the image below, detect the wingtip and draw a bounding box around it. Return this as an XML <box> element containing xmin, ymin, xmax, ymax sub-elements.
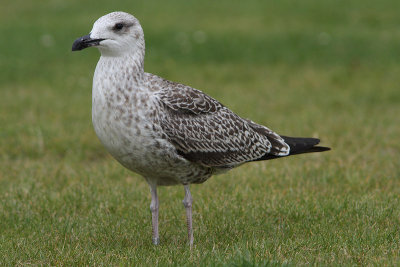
<box><xmin>309</xmin><ymin>146</ymin><xmax>331</xmax><ymax>153</ymax></box>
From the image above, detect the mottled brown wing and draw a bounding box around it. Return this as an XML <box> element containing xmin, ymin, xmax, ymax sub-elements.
<box><xmin>156</xmin><ymin>84</ymin><xmax>289</xmax><ymax>167</ymax></box>
<box><xmin>156</xmin><ymin>79</ymin><xmax>224</xmax><ymax>114</ymax></box>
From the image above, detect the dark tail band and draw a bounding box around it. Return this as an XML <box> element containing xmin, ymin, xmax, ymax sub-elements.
<box><xmin>281</xmin><ymin>136</ymin><xmax>330</xmax><ymax>155</ymax></box>
<box><xmin>255</xmin><ymin>136</ymin><xmax>330</xmax><ymax>161</ymax></box>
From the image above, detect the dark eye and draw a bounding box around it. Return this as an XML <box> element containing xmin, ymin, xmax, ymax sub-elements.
<box><xmin>114</xmin><ymin>23</ymin><xmax>124</xmax><ymax>31</ymax></box>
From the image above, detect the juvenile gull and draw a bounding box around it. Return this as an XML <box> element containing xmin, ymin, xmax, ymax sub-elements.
<box><xmin>72</xmin><ymin>11</ymin><xmax>330</xmax><ymax>246</ymax></box>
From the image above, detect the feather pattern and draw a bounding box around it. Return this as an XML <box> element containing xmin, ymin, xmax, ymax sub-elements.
<box><xmin>154</xmin><ymin>76</ymin><xmax>290</xmax><ymax>167</ymax></box>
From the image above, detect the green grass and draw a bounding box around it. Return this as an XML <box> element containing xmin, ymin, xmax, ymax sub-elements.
<box><xmin>1</xmin><ymin>0</ymin><xmax>400</xmax><ymax>265</ymax></box>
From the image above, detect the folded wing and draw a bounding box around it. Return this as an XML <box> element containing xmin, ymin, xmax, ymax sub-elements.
<box><xmin>155</xmin><ymin>80</ymin><xmax>289</xmax><ymax>167</ymax></box>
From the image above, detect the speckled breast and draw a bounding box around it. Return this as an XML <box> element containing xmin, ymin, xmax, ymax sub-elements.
<box><xmin>90</xmin><ymin>57</ymin><xmax>214</xmax><ymax>185</ymax></box>
<box><xmin>92</xmin><ymin>88</ymin><xmax>172</xmax><ymax>174</ymax></box>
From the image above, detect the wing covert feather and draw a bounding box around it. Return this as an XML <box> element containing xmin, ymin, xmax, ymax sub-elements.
<box><xmin>154</xmin><ymin>80</ymin><xmax>289</xmax><ymax>167</ymax></box>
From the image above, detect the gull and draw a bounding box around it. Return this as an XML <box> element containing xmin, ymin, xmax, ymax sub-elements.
<box><xmin>72</xmin><ymin>11</ymin><xmax>330</xmax><ymax>246</ymax></box>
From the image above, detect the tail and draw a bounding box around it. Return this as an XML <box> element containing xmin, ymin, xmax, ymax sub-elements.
<box><xmin>255</xmin><ymin>136</ymin><xmax>330</xmax><ymax>161</ymax></box>
<box><xmin>281</xmin><ymin>136</ymin><xmax>330</xmax><ymax>155</ymax></box>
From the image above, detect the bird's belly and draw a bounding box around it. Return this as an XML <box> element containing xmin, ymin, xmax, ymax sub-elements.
<box><xmin>92</xmin><ymin>107</ymin><xmax>204</xmax><ymax>184</ymax></box>
<box><xmin>94</xmin><ymin>111</ymin><xmax>163</xmax><ymax>166</ymax></box>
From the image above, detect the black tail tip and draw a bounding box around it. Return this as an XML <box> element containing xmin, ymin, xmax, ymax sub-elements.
<box><xmin>309</xmin><ymin>146</ymin><xmax>331</xmax><ymax>153</ymax></box>
<box><xmin>280</xmin><ymin>136</ymin><xmax>331</xmax><ymax>155</ymax></box>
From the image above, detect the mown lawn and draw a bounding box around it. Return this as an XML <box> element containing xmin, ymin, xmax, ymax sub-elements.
<box><xmin>1</xmin><ymin>0</ymin><xmax>400</xmax><ymax>265</ymax></box>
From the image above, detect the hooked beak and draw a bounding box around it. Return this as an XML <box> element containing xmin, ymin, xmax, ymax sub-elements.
<box><xmin>72</xmin><ymin>34</ymin><xmax>105</xmax><ymax>51</ymax></box>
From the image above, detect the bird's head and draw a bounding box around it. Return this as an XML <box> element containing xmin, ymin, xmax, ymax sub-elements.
<box><xmin>72</xmin><ymin>12</ymin><xmax>144</xmax><ymax>57</ymax></box>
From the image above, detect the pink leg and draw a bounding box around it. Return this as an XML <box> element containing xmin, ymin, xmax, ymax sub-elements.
<box><xmin>183</xmin><ymin>185</ymin><xmax>194</xmax><ymax>247</ymax></box>
<box><xmin>149</xmin><ymin>184</ymin><xmax>159</xmax><ymax>245</ymax></box>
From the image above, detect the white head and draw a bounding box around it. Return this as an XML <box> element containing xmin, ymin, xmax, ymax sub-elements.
<box><xmin>72</xmin><ymin>12</ymin><xmax>145</xmax><ymax>57</ymax></box>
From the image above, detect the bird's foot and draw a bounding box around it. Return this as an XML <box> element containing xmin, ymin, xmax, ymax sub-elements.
<box><xmin>152</xmin><ymin>237</ymin><xmax>160</xmax><ymax>245</ymax></box>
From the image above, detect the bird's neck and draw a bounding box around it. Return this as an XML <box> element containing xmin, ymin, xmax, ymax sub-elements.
<box><xmin>98</xmin><ymin>51</ymin><xmax>145</xmax><ymax>82</ymax></box>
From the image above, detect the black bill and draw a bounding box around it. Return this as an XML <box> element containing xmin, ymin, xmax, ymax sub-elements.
<box><xmin>72</xmin><ymin>34</ymin><xmax>105</xmax><ymax>51</ymax></box>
